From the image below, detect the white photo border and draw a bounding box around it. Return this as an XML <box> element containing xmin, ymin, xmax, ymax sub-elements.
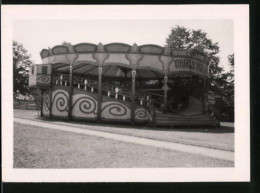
<box><xmin>2</xmin><ymin>5</ymin><xmax>249</xmax><ymax>182</ymax></box>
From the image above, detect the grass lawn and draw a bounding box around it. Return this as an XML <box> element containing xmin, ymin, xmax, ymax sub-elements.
<box><xmin>14</xmin><ymin>109</ymin><xmax>234</xmax><ymax>152</ymax></box>
<box><xmin>14</xmin><ymin>123</ymin><xmax>233</xmax><ymax>168</ymax></box>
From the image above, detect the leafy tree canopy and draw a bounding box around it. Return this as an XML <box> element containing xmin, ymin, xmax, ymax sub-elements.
<box><xmin>223</xmin><ymin>54</ymin><xmax>234</xmax><ymax>105</ymax></box>
<box><xmin>13</xmin><ymin>40</ymin><xmax>32</xmax><ymax>98</ymax></box>
<box><xmin>61</xmin><ymin>41</ymin><xmax>71</xmax><ymax>46</ymax></box>
<box><xmin>166</xmin><ymin>26</ymin><xmax>234</xmax><ymax>113</ymax></box>
<box><xmin>166</xmin><ymin>25</ymin><xmax>223</xmax><ymax>75</ymax></box>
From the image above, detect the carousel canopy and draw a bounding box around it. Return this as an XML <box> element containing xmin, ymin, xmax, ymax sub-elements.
<box><xmin>40</xmin><ymin>42</ymin><xmax>211</xmax><ymax>79</ymax></box>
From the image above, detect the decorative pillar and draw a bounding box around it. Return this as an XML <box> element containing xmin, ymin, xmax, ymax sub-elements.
<box><xmin>68</xmin><ymin>62</ymin><xmax>73</xmax><ymax>120</ymax></box>
<box><xmin>163</xmin><ymin>75</ymin><xmax>169</xmax><ymax>113</ymax></box>
<box><xmin>131</xmin><ymin>69</ymin><xmax>136</xmax><ymax>125</ymax></box>
<box><xmin>49</xmin><ymin>64</ymin><xmax>53</xmax><ymax>118</ymax></box>
<box><xmin>97</xmin><ymin>66</ymin><xmax>102</xmax><ymax>122</ymax></box>
<box><xmin>127</xmin><ymin>43</ymin><xmax>141</xmax><ymax>124</ymax></box>
<box><xmin>64</xmin><ymin>43</ymin><xmax>78</xmax><ymax>121</ymax></box>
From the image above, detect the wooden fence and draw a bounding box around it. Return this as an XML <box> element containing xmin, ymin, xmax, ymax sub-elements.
<box><xmin>13</xmin><ymin>100</ymin><xmax>38</xmax><ymax>110</ymax></box>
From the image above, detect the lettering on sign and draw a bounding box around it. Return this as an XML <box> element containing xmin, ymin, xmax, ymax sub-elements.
<box><xmin>174</xmin><ymin>58</ymin><xmax>206</xmax><ymax>74</ymax></box>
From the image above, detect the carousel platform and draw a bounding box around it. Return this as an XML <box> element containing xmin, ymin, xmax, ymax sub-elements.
<box><xmin>151</xmin><ymin>111</ymin><xmax>219</xmax><ymax>127</ymax></box>
<box><xmin>149</xmin><ymin>96</ymin><xmax>219</xmax><ymax>127</ymax></box>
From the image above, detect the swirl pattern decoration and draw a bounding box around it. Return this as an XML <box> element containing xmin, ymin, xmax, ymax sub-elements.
<box><xmin>37</xmin><ymin>75</ymin><xmax>50</xmax><ymax>83</ymax></box>
<box><xmin>101</xmin><ymin>102</ymin><xmax>130</xmax><ymax>119</ymax></box>
<box><xmin>72</xmin><ymin>95</ymin><xmax>97</xmax><ymax>115</ymax></box>
<box><xmin>42</xmin><ymin>91</ymin><xmax>50</xmax><ymax>116</ymax></box>
<box><xmin>52</xmin><ymin>90</ymin><xmax>69</xmax><ymax>113</ymax></box>
<box><xmin>135</xmin><ymin>108</ymin><xmax>149</xmax><ymax>120</ymax></box>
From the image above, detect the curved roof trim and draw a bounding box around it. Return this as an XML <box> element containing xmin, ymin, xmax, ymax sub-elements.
<box><xmin>40</xmin><ymin>42</ymin><xmax>209</xmax><ymax>63</ymax></box>
<box><xmin>73</xmin><ymin>43</ymin><xmax>98</xmax><ymax>53</ymax></box>
<box><xmin>51</xmin><ymin>45</ymin><xmax>69</xmax><ymax>55</ymax></box>
<box><xmin>138</xmin><ymin>44</ymin><xmax>164</xmax><ymax>55</ymax></box>
<box><xmin>104</xmin><ymin>43</ymin><xmax>131</xmax><ymax>53</ymax></box>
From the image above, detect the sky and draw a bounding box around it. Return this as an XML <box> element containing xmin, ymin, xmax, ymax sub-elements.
<box><xmin>14</xmin><ymin>19</ymin><xmax>233</xmax><ymax>71</ymax></box>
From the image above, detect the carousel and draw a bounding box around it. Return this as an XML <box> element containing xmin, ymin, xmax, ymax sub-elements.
<box><xmin>29</xmin><ymin>42</ymin><xmax>219</xmax><ymax>127</ymax></box>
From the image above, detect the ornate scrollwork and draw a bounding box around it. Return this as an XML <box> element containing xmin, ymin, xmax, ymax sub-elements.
<box><xmin>52</xmin><ymin>91</ymin><xmax>68</xmax><ymax>112</ymax></box>
<box><xmin>72</xmin><ymin>96</ymin><xmax>97</xmax><ymax>114</ymax></box>
<box><xmin>101</xmin><ymin>102</ymin><xmax>128</xmax><ymax>117</ymax></box>
<box><xmin>135</xmin><ymin>109</ymin><xmax>148</xmax><ymax>119</ymax></box>
<box><xmin>37</xmin><ymin>75</ymin><xmax>50</xmax><ymax>83</ymax></box>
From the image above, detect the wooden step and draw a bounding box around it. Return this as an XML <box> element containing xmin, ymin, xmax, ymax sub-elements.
<box><xmin>156</xmin><ymin>113</ymin><xmax>208</xmax><ymax>118</ymax></box>
<box><xmin>154</xmin><ymin>120</ymin><xmax>218</xmax><ymax>126</ymax></box>
<box><xmin>155</xmin><ymin>116</ymin><xmax>213</xmax><ymax>120</ymax></box>
<box><xmin>153</xmin><ymin>112</ymin><xmax>218</xmax><ymax>127</ymax></box>
<box><xmin>155</xmin><ymin>119</ymin><xmax>216</xmax><ymax>122</ymax></box>
<box><xmin>155</xmin><ymin>116</ymin><xmax>215</xmax><ymax>120</ymax></box>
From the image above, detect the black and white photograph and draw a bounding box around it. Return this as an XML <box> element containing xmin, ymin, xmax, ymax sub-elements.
<box><xmin>2</xmin><ymin>5</ymin><xmax>249</xmax><ymax>182</ymax></box>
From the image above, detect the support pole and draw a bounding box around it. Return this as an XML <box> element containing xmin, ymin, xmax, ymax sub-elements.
<box><xmin>40</xmin><ymin>89</ymin><xmax>44</xmax><ymax>117</ymax></box>
<box><xmin>97</xmin><ymin>66</ymin><xmax>102</xmax><ymax>122</ymax></box>
<box><xmin>163</xmin><ymin>75</ymin><xmax>168</xmax><ymax>114</ymax></box>
<box><xmin>202</xmin><ymin>76</ymin><xmax>206</xmax><ymax>114</ymax></box>
<box><xmin>49</xmin><ymin>64</ymin><xmax>53</xmax><ymax>118</ymax></box>
<box><xmin>131</xmin><ymin>70</ymin><xmax>136</xmax><ymax>125</ymax></box>
<box><xmin>205</xmin><ymin>75</ymin><xmax>209</xmax><ymax>113</ymax></box>
<box><xmin>68</xmin><ymin>63</ymin><xmax>73</xmax><ymax>120</ymax></box>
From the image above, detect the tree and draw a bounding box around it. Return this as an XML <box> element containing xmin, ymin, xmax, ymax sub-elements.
<box><xmin>166</xmin><ymin>26</ymin><xmax>223</xmax><ymax>75</ymax></box>
<box><xmin>166</xmin><ymin>26</ymin><xmax>190</xmax><ymax>49</ymax></box>
<box><xmin>61</xmin><ymin>41</ymin><xmax>71</xmax><ymax>46</ymax></box>
<box><xmin>223</xmin><ymin>54</ymin><xmax>234</xmax><ymax>105</ymax></box>
<box><xmin>13</xmin><ymin>40</ymin><xmax>32</xmax><ymax>98</ymax></box>
<box><xmin>166</xmin><ymin>26</ymin><xmax>226</xmax><ymax>96</ymax></box>
<box><xmin>213</xmin><ymin>54</ymin><xmax>234</xmax><ymax>121</ymax></box>
<box><xmin>211</xmin><ymin>54</ymin><xmax>234</xmax><ymax>102</ymax></box>
<box><xmin>166</xmin><ymin>26</ymin><xmax>236</xmax><ymax>120</ymax></box>
<box><xmin>228</xmin><ymin>53</ymin><xmax>234</xmax><ymax>74</ymax></box>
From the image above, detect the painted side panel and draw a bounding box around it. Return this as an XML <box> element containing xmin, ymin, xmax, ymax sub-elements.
<box><xmin>135</xmin><ymin>108</ymin><xmax>150</xmax><ymax>121</ymax></box>
<box><xmin>138</xmin><ymin>55</ymin><xmax>163</xmax><ymax>72</ymax></box>
<box><xmin>76</xmin><ymin>54</ymin><xmax>96</xmax><ymax>63</ymax></box>
<box><xmin>104</xmin><ymin>53</ymin><xmax>131</xmax><ymax>66</ymax></box>
<box><xmin>37</xmin><ymin>75</ymin><xmax>51</xmax><ymax>84</ymax></box>
<box><xmin>72</xmin><ymin>93</ymin><xmax>98</xmax><ymax>118</ymax></box>
<box><xmin>51</xmin><ymin>88</ymin><xmax>69</xmax><ymax>117</ymax></box>
<box><xmin>101</xmin><ymin>101</ymin><xmax>131</xmax><ymax>120</ymax></box>
<box><xmin>42</xmin><ymin>86</ymin><xmax>150</xmax><ymax>123</ymax></box>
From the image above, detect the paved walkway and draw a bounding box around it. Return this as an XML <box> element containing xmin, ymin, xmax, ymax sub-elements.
<box><xmin>14</xmin><ymin>118</ymin><xmax>234</xmax><ymax>162</ymax></box>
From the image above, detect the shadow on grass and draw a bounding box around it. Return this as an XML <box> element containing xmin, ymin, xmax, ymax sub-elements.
<box><xmin>36</xmin><ymin>116</ymin><xmax>234</xmax><ymax>134</ymax></box>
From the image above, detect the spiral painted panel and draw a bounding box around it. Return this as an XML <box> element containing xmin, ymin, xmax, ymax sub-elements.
<box><xmin>52</xmin><ymin>89</ymin><xmax>69</xmax><ymax>117</ymax></box>
<box><xmin>135</xmin><ymin>108</ymin><xmax>150</xmax><ymax>120</ymax></box>
<box><xmin>37</xmin><ymin>75</ymin><xmax>50</xmax><ymax>83</ymax></box>
<box><xmin>72</xmin><ymin>94</ymin><xmax>97</xmax><ymax>118</ymax></box>
<box><xmin>101</xmin><ymin>101</ymin><xmax>130</xmax><ymax>120</ymax></box>
<box><xmin>42</xmin><ymin>90</ymin><xmax>50</xmax><ymax>116</ymax></box>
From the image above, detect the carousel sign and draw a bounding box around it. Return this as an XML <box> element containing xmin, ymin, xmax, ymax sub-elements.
<box><xmin>173</xmin><ymin>58</ymin><xmax>207</xmax><ymax>75</ymax></box>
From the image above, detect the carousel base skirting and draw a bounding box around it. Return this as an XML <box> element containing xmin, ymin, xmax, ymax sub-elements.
<box><xmin>41</xmin><ymin>86</ymin><xmax>151</xmax><ymax>124</ymax></box>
